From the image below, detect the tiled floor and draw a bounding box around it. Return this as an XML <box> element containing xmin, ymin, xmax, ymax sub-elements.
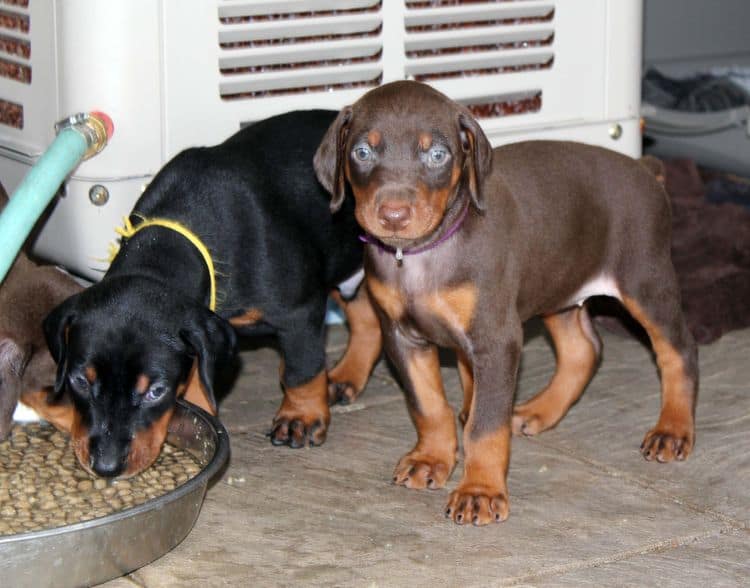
<box><xmin>106</xmin><ymin>321</ymin><xmax>749</xmax><ymax>587</ymax></box>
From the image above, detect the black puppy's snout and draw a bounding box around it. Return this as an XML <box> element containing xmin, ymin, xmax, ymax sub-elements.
<box><xmin>89</xmin><ymin>436</ymin><xmax>128</xmax><ymax>478</ymax></box>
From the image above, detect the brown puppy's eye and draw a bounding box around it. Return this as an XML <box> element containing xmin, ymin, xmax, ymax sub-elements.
<box><xmin>353</xmin><ymin>143</ymin><xmax>372</xmax><ymax>162</ymax></box>
<box><xmin>427</xmin><ymin>146</ymin><xmax>450</xmax><ymax>167</ymax></box>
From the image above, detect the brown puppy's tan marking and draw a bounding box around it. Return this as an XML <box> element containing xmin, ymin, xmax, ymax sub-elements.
<box><xmin>424</xmin><ymin>285</ymin><xmax>478</xmax><ymax>426</ymax></box>
<box><xmin>367</xmin><ymin>129</ymin><xmax>381</xmax><ymax>147</ymax></box>
<box><xmin>445</xmin><ymin>424</ymin><xmax>510</xmax><ymax>525</ymax></box>
<box><xmin>327</xmin><ymin>287</ymin><xmax>382</xmax><ymax>404</ymax></box>
<box><xmin>413</xmin><ymin>174</ymin><xmax>460</xmax><ymax>230</ymax></box>
<box><xmin>513</xmin><ymin>306</ymin><xmax>601</xmax><ymax>436</ymax></box>
<box><xmin>366</xmin><ymin>276</ymin><xmax>407</xmax><ymax>321</ymax></box>
<box><xmin>418</xmin><ymin>132</ymin><xmax>432</xmax><ymax>151</ymax></box>
<box><xmin>272</xmin><ymin>370</ymin><xmax>330</xmax><ymax>448</ymax></box>
<box><xmin>621</xmin><ymin>296</ymin><xmax>696</xmax><ymax>462</ymax></box>
<box><xmin>422</xmin><ymin>283</ymin><xmax>477</xmax><ymax>334</ymax></box>
<box><xmin>392</xmin><ymin>345</ymin><xmax>457</xmax><ymax>490</ymax></box>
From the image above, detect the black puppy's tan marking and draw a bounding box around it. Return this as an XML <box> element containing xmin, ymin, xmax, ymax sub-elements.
<box><xmin>315</xmin><ymin>81</ymin><xmax>698</xmax><ymax>525</ymax></box>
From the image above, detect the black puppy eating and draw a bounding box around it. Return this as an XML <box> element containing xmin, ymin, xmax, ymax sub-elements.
<box><xmin>44</xmin><ymin>111</ymin><xmax>381</xmax><ymax>478</ymax></box>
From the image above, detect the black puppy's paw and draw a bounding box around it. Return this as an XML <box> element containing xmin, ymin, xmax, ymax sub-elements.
<box><xmin>267</xmin><ymin>416</ymin><xmax>328</xmax><ymax>448</ymax></box>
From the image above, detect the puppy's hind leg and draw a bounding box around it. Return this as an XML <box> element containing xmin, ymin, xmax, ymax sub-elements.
<box><xmin>513</xmin><ymin>305</ymin><xmax>601</xmax><ymax>436</ymax></box>
<box><xmin>327</xmin><ymin>286</ymin><xmax>382</xmax><ymax>405</ymax></box>
<box><xmin>620</xmin><ymin>268</ymin><xmax>698</xmax><ymax>462</ymax></box>
<box><xmin>457</xmin><ymin>350</ymin><xmax>474</xmax><ymax>427</ymax></box>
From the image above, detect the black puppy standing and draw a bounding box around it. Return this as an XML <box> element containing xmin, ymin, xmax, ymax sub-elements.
<box><xmin>43</xmin><ymin>111</ymin><xmax>381</xmax><ymax>478</ymax></box>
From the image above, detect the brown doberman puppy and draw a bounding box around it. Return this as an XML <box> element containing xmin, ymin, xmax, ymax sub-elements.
<box><xmin>0</xmin><ymin>184</ymin><xmax>82</xmax><ymax>439</ymax></box>
<box><xmin>314</xmin><ymin>81</ymin><xmax>698</xmax><ymax>526</ymax></box>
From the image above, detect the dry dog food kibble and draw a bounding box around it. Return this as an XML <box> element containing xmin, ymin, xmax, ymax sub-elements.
<box><xmin>0</xmin><ymin>423</ymin><xmax>201</xmax><ymax>536</ymax></box>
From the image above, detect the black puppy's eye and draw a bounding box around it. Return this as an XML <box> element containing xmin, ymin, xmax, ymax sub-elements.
<box><xmin>68</xmin><ymin>373</ymin><xmax>91</xmax><ymax>396</ymax></box>
<box><xmin>353</xmin><ymin>144</ymin><xmax>372</xmax><ymax>162</ymax></box>
<box><xmin>427</xmin><ymin>146</ymin><xmax>449</xmax><ymax>166</ymax></box>
<box><xmin>143</xmin><ymin>383</ymin><xmax>168</xmax><ymax>403</ymax></box>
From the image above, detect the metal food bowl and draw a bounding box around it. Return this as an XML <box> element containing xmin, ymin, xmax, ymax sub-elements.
<box><xmin>0</xmin><ymin>400</ymin><xmax>230</xmax><ymax>588</ymax></box>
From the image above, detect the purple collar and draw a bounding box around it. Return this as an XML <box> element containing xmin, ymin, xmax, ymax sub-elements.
<box><xmin>359</xmin><ymin>200</ymin><xmax>470</xmax><ymax>264</ymax></box>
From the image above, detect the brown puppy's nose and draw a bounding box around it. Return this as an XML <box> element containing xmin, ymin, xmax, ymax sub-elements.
<box><xmin>378</xmin><ymin>203</ymin><xmax>411</xmax><ymax>232</ymax></box>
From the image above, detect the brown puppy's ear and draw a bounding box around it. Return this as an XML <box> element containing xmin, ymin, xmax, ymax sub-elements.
<box><xmin>179</xmin><ymin>309</ymin><xmax>236</xmax><ymax>414</ymax></box>
<box><xmin>458</xmin><ymin>111</ymin><xmax>492</xmax><ymax>212</ymax></box>
<box><xmin>43</xmin><ymin>296</ymin><xmax>78</xmax><ymax>399</ymax></box>
<box><xmin>314</xmin><ymin>106</ymin><xmax>353</xmax><ymax>213</ymax></box>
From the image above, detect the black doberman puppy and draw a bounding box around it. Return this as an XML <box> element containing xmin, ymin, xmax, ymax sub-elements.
<box><xmin>42</xmin><ymin>110</ymin><xmax>381</xmax><ymax>478</ymax></box>
<box><xmin>314</xmin><ymin>81</ymin><xmax>698</xmax><ymax>525</ymax></box>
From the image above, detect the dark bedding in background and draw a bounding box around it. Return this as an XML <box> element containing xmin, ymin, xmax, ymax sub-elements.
<box><xmin>593</xmin><ymin>158</ymin><xmax>750</xmax><ymax>345</ymax></box>
<box><xmin>666</xmin><ymin>158</ymin><xmax>750</xmax><ymax>344</ymax></box>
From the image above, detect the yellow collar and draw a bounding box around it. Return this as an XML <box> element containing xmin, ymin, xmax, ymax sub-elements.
<box><xmin>114</xmin><ymin>215</ymin><xmax>217</xmax><ymax>311</ymax></box>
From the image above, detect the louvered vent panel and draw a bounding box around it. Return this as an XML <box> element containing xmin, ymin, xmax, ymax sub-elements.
<box><xmin>458</xmin><ymin>91</ymin><xmax>542</xmax><ymax>120</ymax></box>
<box><xmin>405</xmin><ymin>0</ymin><xmax>553</xmax><ymax>119</ymax></box>
<box><xmin>218</xmin><ymin>0</ymin><xmax>383</xmax><ymax>100</ymax></box>
<box><xmin>0</xmin><ymin>0</ymin><xmax>29</xmax><ymax>128</ymax></box>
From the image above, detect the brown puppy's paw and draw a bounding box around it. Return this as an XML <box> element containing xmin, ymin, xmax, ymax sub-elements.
<box><xmin>393</xmin><ymin>452</ymin><xmax>454</xmax><ymax>490</ymax></box>
<box><xmin>327</xmin><ymin>380</ymin><xmax>360</xmax><ymax>405</ymax></box>
<box><xmin>640</xmin><ymin>428</ymin><xmax>693</xmax><ymax>462</ymax></box>
<box><xmin>268</xmin><ymin>412</ymin><xmax>329</xmax><ymax>448</ymax></box>
<box><xmin>445</xmin><ymin>485</ymin><xmax>509</xmax><ymax>526</ymax></box>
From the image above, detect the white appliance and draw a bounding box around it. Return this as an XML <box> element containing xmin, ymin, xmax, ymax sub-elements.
<box><xmin>641</xmin><ymin>0</ymin><xmax>750</xmax><ymax>177</ymax></box>
<box><xmin>0</xmin><ymin>0</ymin><xmax>642</xmax><ymax>280</ymax></box>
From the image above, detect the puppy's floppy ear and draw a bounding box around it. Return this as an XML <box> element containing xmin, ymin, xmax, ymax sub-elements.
<box><xmin>314</xmin><ymin>106</ymin><xmax>353</xmax><ymax>213</ymax></box>
<box><xmin>458</xmin><ymin>110</ymin><xmax>492</xmax><ymax>212</ymax></box>
<box><xmin>43</xmin><ymin>295</ymin><xmax>79</xmax><ymax>399</ymax></box>
<box><xmin>179</xmin><ymin>308</ymin><xmax>236</xmax><ymax>413</ymax></box>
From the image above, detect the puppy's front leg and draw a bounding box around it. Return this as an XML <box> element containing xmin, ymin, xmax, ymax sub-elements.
<box><xmin>270</xmin><ymin>324</ymin><xmax>331</xmax><ymax>448</ymax></box>
<box><xmin>446</xmin><ymin>318</ymin><xmax>522</xmax><ymax>525</ymax></box>
<box><xmin>386</xmin><ymin>325</ymin><xmax>458</xmax><ymax>490</ymax></box>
